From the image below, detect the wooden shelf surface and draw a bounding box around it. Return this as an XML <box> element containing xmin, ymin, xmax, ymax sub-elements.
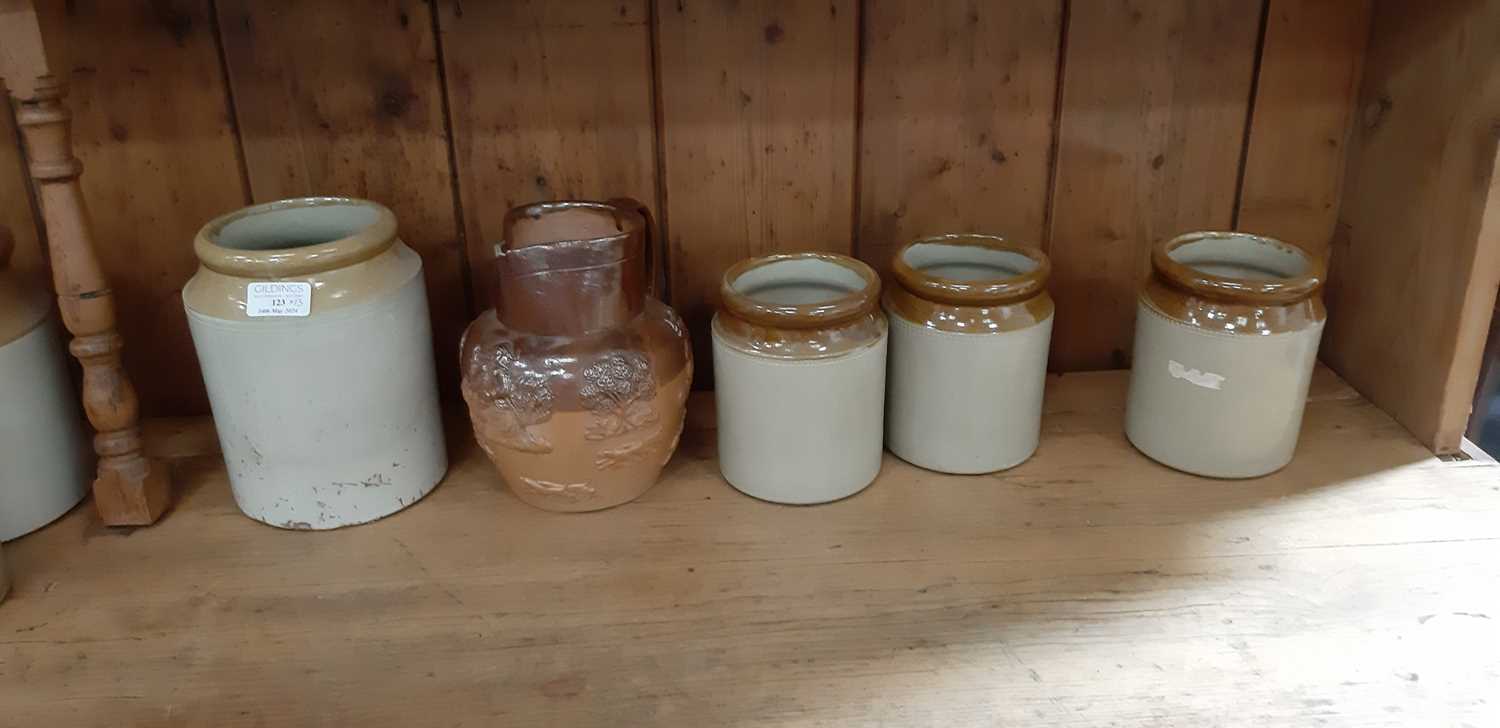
<box><xmin>3</xmin><ymin>367</ymin><xmax>1499</xmax><ymax>726</ymax></box>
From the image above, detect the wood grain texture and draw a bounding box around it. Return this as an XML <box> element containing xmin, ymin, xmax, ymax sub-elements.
<box><xmin>3</xmin><ymin>367</ymin><xmax>1499</xmax><ymax>725</ymax></box>
<box><xmin>656</xmin><ymin>0</ymin><xmax>859</xmax><ymax>384</ymax></box>
<box><xmin>436</xmin><ymin>0</ymin><xmax>658</xmax><ymax>312</ymax></box>
<box><xmin>0</xmin><ymin>0</ymin><xmax>49</xmax><ymax>100</ymax></box>
<box><xmin>1236</xmin><ymin>0</ymin><xmax>1370</xmax><ymax>256</ymax></box>
<box><xmin>0</xmin><ymin>1</ymin><xmax>42</xmax><ymax>279</ymax></box>
<box><xmin>858</xmin><ymin>0</ymin><xmax>1061</xmax><ymax>269</ymax></box>
<box><xmin>16</xmin><ymin>81</ymin><xmax>173</xmax><ymax>525</ymax></box>
<box><xmin>1045</xmin><ymin>0</ymin><xmax>1261</xmax><ymax>371</ymax></box>
<box><xmin>31</xmin><ymin>0</ymin><xmax>248</xmax><ymax>416</ymax></box>
<box><xmin>0</xmin><ymin>101</ymin><xmax>43</xmax><ymax>280</ymax></box>
<box><xmin>1323</xmin><ymin>0</ymin><xmax>1500</xmax><ymax>453</ymax></box>
<box><xmin>216</xmin><ymin>0</ymin><xmax>467</xmax><ymax>395</ymax></box>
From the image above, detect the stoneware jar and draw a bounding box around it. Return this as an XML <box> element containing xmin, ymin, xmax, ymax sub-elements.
<box><xmin>461</xmin><ymin>199</ymin><xmax>691</xmax><ymax>513</ymax></box>
<box><xmin>0</xmin><ymin>541</ymin><xmax>8</xmax><ymax>604</ymax></box>
<box><xmin>884</xmin><ymin>234</ymin><xmax>1053</xmax><ymax>474</ymax></box>
<box><xmin>0</xmin><ymin>230</ymin><xmax>90</xmax><ymax>541</ymax></box>
<box><xmin>713</xmin><ymin>252</ymin><xmax>887</xmax><ymax>504</ymax></box>
<box><xmin>183</xmin><ymin>198</ymin><xmax>448</xmax><ymax>529</ymax></box>
<box><xmin>1125</xmin><ymin>231</ymin><xmax>1326</xmax><ymax>478</ymax></box>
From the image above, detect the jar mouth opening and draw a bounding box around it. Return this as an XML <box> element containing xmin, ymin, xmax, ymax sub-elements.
<box><xmin>892</xmin><ymin>234</ymin><xmax>1049</xmax><ymax>305</ymax></box>
<box><xmin>721</xmin><ymin>253</ymin><xmax>880</xmax><ymax>329</ymax></box>
<box><xmin>196</xmin><ymin>197</ymin><xmax>397</xmax><ymax>277</ymax></box>
<box><xmin>1154</xmin><ymin>232</ymin><xmax>1323</xmax><ymax>304</ymax></box>
<box><xmin>495</xmin><ymin>200</ymin><xmax>646</xmax><ymax>278</ymax></box>
<box><xmin>500</xmin><ymin>201</ymin><xmax>643</xmax><ymax>253</ymax></box>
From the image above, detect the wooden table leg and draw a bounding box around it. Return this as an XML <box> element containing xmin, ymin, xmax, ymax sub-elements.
<box><xmin>15</xmin><ymin>76</ymin><xmax>170</xmax><ymax>525</ymax></box>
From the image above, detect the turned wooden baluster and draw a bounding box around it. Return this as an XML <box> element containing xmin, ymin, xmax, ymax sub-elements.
<box><xmin>9</xmin><ymin>74</ymin><xmax>171</xmax><ymax>524</ymax></box>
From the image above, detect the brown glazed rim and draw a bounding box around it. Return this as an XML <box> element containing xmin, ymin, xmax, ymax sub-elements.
<box><xmin>195</xmin><ymin>197</ymin><xmax>397</xmax><ymax>278</ymax></box>
<box><xmin>720</xmin><ymin>252</ymin><xmax>881</xmax><ymax>330</ymax></box>
<box><xmin>892</xmin><ymin>234</ymin><xmax>1050</xmax><ymax>306</ymax></box>
<box><xmin>498</xmin><ymin>199</ymin><xmax>656</xmax><ymax>292</ymax></box>
<box><xmin>500</xmin><ymin>199</ymin><xmax>646</xmax><ymax>257</ymax></box>
<box><xmin>1153</xmin><ymin>231</ymin><xmax>1324</xmax><ymax>304</ymax></box>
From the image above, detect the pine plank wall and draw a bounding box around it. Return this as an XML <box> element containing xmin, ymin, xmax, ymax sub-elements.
<box><xmin>0</xmin><ymin>0</ymin><xmax>1371</xmax><ymax>417</ymax></box>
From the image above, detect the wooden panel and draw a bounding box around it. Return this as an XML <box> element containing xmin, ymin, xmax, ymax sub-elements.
<box><xmin>1236</xmin><ymin>0</ymin><xmax>1370</xmax><ymax>256</ymax></box>
<box><xmin>0</xmin><ymin>0</ymin><xmax>48</xmax><ymax>100</ymax></box>
<box><xmin>1325</xmin><ymin>1</ymin><xmax>1500</xmax><ymax>453</ymax></box>
<box><xmin>857</xmin><ymin>1</ymin><xmax>1062</xmax><ymax>269</ymax></box>
<box><xmin>34</xmin><ymin>0</ymin><xmax>248</xmax><ymax>416</ymax></box>
<box><xmin>0</xmin><ymin>102</ymin><xmax>43</xmax><ymax>280</ymax></box>
<box><xmin>216</xmin><ymin>0</ymin><xmax>467</xmax><ymax>395</ymax></box>
<box><xmin>1045</xmin><ymin>0</ymin><xmax>1261</xmax><ymax>371</ymax></box>
<box><xmin>435</xmin><ymin>0</ymin><xmax>658</xmax><ymax>312</ymax></box>
<box><xmin>656</xmin><ymin>0</ymin><xmax>859</xmax><ymax>384</ymax></box>
<box><xmin>6</xmin><ymin>369</ymin><xmax>1500</xmax><ymax>725</ymax></box>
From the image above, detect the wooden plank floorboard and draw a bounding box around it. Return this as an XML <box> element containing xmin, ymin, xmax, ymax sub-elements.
<box><xmin>2</xmin><ymin>367</ymin><xmax>1496</xmax><ymax>726</ymax></box>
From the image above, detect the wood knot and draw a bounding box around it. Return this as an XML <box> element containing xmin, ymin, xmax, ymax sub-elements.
<box><xmin>151</xmin><ymin>2</ymin><xmax>195</xmax><ymax>48</ymax></box>
<box><xmin>763</xmin><ymin>20</ymin><xmax>784</xmax><ymax>44</ymax></box>
<box><xmin>375</xmin><ymin>75</ymin><xmax>416</xmax><ymax>119</ymax></box>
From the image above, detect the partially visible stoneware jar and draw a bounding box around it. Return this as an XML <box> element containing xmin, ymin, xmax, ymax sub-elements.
<box><xmin>460</xmin><ymin>199</ymin><xmax>691</xmax><ymax>513</ymax></box>
<box><xmin>183</xmin><ymin>198</ymin><xmax>448</xmax><ymax>529</ymax></box>
<box><xmin>0</xmin><ymin>229</ymin><xmax>90</xmax><ymax>541</ymax></box>
<box><xmin>1125</xmin><ymin>231</ymin><xmax>1326</xmax><ymax>478</ymax></box>
<box><xmin>0</xmin><ymin>540</ymin><xmax>8</xmax><ymax>603</ymax></box>
<box><xmin>713</xmin><ymin>253</ymin><xmax>887</xmax><ymax>504</ymax></box>
<box><xmin>884</xmin><ymin>234</ymin><xmax>1053</xmax><ymax>474</ymax></box>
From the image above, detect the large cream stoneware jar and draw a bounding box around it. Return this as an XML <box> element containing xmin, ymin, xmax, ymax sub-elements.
<box><xmin>883</xmin><ymin>235</ymin><xmax>1053</xmax><ymax>474</ymax></box>
<box><xmin>0</xmin><ymin>232</ymin><xmax>90</xmax><ymax>541</ymax></box>
<box><xmin>1125</xmin><ymin>231</ymin><xmax>1326</xmax><ymax>478</ymax></box>
<box><xmin>183</xmin><ymin>198</ymin><xmax>447</xmax><ymax>529</ymax></box>
<box><xmin>712</xmin><ymin>253</ymin><xmax>887</xmax><ymax>504</ymax></box>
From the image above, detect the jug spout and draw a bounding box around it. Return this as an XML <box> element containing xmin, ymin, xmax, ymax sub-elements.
<box><xmin>494</xmin><ymin>201</ymin><xmax>650</xmax><ymax>336</ymax></box>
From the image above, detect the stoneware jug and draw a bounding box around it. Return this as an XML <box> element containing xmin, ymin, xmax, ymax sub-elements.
<box><xmin>0</xmin><ymin>229</ymin><xmax>90</xmax><ymax>541</ymax></box>
<box><xmin>884</xmin><ymin>234</ymin><xmax>1053</xmax><ymax>474</ymax></box>
<box><xmin>461</xmin><ymin>199</ymin><xmax>691</xmax><ymax>512</ymax></box>
<box><xmin>1125</xmin><ymin>231</ymin><xmax>1326</xmax><ymax>478</ymax></box>
<box><xmin>184</xmin><ymin>197</ymin><xmax>448</xmax><ymax>529</ymax></box>
<box><xmin>713</xmin><ymin>252</ymin><xmax>887</xmax><ymax>504</ymax></box>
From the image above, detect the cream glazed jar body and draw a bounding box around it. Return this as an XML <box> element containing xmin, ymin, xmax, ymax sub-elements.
<box><xmin>883</xmin><ymin>235</ymin><xmax>1053</xmax><ymax>474</ymax></box>
<box><xmin>1125</xmin><ymin>232</ymin><xmax>1326</xmax><ymax>478</ymax></box>
<box><xmin>183</xmin><ymin>198</ymin><xmax>448</xmax><ymax>529</ymax></box>
<box><xmin>712</xmin><ymin>253</ymin><xmax>887</xmax><ymax>504</ymax></box>
<box><xmin>0</xmin><ymin>233</ymin><xmax>90</xmax><ymax>541</ymax></box>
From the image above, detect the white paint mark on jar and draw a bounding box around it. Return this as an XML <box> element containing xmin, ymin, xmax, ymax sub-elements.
<box><xmin>1168</xmin><ymin>360</ymin><xmax>1226</xmax><ymax>390</ymax></box>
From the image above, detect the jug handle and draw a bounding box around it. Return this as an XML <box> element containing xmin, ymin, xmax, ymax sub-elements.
<box><xmin>608</xmin><ymin>197</ymin><xmax>665</xmax><ymax>300</ymax></box>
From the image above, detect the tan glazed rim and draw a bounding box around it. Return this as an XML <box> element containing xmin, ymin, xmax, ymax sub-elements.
<box><xmin>891</xmin><ymin>234</ymin><xmax>1050</xmax><ymax>305</ymax></box>
<box><xmin>719</xmin><ymin>252</ymin><xmax>881</xmax><ymax>330</ymax></box>
<box><xmin>195</xmin><ymin>197</ymin><xmax>398</xmax><ymax>278</ymax></box>
<box><xmin>1153</xmin><ymin>231</ymin><xmax>1324</xmax><ymax>305</ymax></box>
